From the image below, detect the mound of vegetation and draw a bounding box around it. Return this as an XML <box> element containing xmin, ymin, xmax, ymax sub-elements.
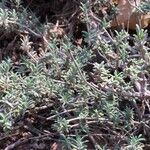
<box><xmin>0</xmin><ymin>0</ymin><xmax>149</xmax><ymax>149</ymax></box>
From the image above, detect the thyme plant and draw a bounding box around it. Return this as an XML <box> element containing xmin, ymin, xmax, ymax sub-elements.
<box><xmin>0</xmin><ymin>0</ymin><xmax>149</xmax><ymax>149</ymax></box>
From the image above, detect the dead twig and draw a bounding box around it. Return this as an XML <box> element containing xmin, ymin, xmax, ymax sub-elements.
<box><xmin>46</xmin><ymin>108</ymin><xmax>76</xmax><ymax>120</ymax></box>
<box><xmin>4</xmin><ymin>134</ymin><xmax>56</xmax><ymax>150</ymax></box>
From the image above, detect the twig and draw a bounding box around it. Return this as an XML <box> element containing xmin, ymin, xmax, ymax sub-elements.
<box><xmin>68</xmin><ymin>48</ymin><xmax>104</xmax><ymax>95</ymax></box>
<box><xmin>5</xmin><ymin>139</ymin><xmax>28</xmax><ymax>150</ymax></box>
<box><xmin>9</xmin><ymin>21</ymin><xmax>43</xmax><ymax>38</ymax></box>
<box><xmin>34</xmin><ymin>103</ymin><xmax>54</xmax><ymax>111</ymax></box>
<box><xmin>4</xmin><ymin>134</ymin><xmax>55</xmax><ymax>150</ymax></box>
<box><xmin>127</xmin><ymin>0</ymin><xmax>144</xmax><ymax>13</ymax></box>
<box><xmin>88</xmin><ymin>134</ymin><xmax>99</xmax><ymax>149</ymax></box>
<box><xmin>131</xmin><ymin>100</ymin><xmax>142</xmax><ymax>121</ymax></box>
<box><xmin>98</xmin><ymin>84</ymin><xmax>150</xmax><ymax>99</ymax></box>
<box><xmin>26</xmin><ymin>51</ymin><xmax>38</xmax><ymax>63</ymax></box>
<box><xmin>69</xmin><ymin>120</ymin><xmax>99</xmax><ymax>129</ymax></box>
<box><xmin>90</xmin><ymin>133</ymin><xmax>108</xmax><ymax>144</ymax></box>
<box><xmin>0</xmin><ymin>133</ymin><xmax>18</xmax><ymax>142</ymax></box>
<box><xmin>144</xmin><ymin>99</ymin><xmax>150</xmax><ymax>113</ymax></box>
<box><xmin>46</xmin><ymin>108</ymin><xmax>76</xmax><ymax>120</ymax></box>
<box><xmin>89</xmin><ymin>10</ymin><xmax>115</xmax><ymax>43</ymax></box>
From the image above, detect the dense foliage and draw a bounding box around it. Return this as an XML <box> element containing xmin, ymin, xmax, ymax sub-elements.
<box><xmin>0</xmin><ymin>0</ymin><xmax>149</xmax><ymax>149</ymax></box>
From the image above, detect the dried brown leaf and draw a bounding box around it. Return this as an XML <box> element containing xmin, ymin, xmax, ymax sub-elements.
<box><xmin>111</xmin><ymin>0</ymin><xmax>150</xmax><ymax>29</ymax></box>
